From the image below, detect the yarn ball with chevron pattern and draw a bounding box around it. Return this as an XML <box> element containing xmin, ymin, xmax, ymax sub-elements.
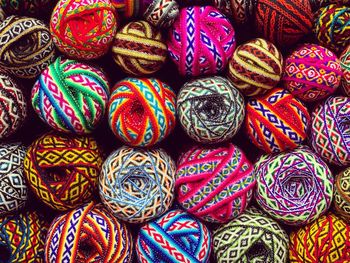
<box><xmin>213</xmin><ymin>207</ymin><xmax>289</xmax><ymax>263</ymax></box>
<box><xmin>283</xmin><ymin>44</ymin><xmax>342</xmax><ymax>102</ymax></box>
<box><xmin>143</xmin><ymin>0</ymin><xmax>179</xmax><ymax>28</ymax></box>
<box><xmin>136</xmin><ymin>209</ymin><xmax>211</xmax><ymax>263</ymax></box>
<box><xmin>289</xmin><ymin>213</ymin><xmax>350</xmax><ymax>262</ymax></box>
<box><xmin>167</xmin><ymin>6</ymin><xmax>236</xmax><ymax>77</ymax></box>
<box><xmin>228</xmin><ymin>38</ymin><xmax>283</xmax><ymax>97</ymax></box>
<box><xmin>177</xmin><ymin>76</ymin><xmax>245</xmax><ymax>143</ymax></box>
<box><xmin>213</xmin><ymin>0</ymin><xmax>256</xmax><ymax>25</ymax></box>
<box><xmin>112</xmin><ymin>20</ymin><xmax>167</xmax><ymax>76</ymax></box>
<box><xmin>176</xmin><ymin>144</ymin><xmax>255</xmax><ymax>223</ymax></box>
<box><xmin>0</xmin><ymin>210</ymin><xmax>48</xmax><ymax>263</ymax></box>
<box><xmin>246</xmin><ymin>88</ymin><xmax>310</xmax><ymax>153</ymax></box>
<box><xmin>23</xmin><ymin>132</ymin><xmax>103</xmax><ymax>211</ymax></box>
<box><xmin>341</xmin><ymin>45</ymin><xmax>350</xmax><ymax>96</ymax></box>
<box><xmin>0</xmin><ymin>15</ymin><xmax>55</xmax><ymax>79</ymax></box>
<box><xmin>108</xmin><ymin>78</ymin><xmax>176</xmax><ymax>147</ymax></box>
<box><xmin>310</xmin><ymin>96</ymin><xmax>350</xmax><ymax>166</ymax></box>
<box><xmin>50</xmin><ymin>0</ymin><xmax>117</xmax><ymax>60</ymax></box>
<box><xmin>0</xmin><ymin>74</ymin><xmax>26</xmax><ymax>139</ymax></box>
<box><xmin>334</xmin><ymin>168</ymin><xmax>350</xmax><ymax>222</ymax></box>
<box><xmin>255</xmin><ymin>146</ymin><xmax>334</xmax><ymax>225</ymax></box>
<box><xmin>31</xmin><ymin>57</ymin><xmax>110</xmax><ymax>134</ymax></box>
<box><xmin>314</xmin><ymin>4</ymin><xmax>350</xmax><ymax>54</ymax></box>
<box><xmin>99</xmin><ymin>146</ymin><xmax>176</xmax><ymax>223</ymax></box>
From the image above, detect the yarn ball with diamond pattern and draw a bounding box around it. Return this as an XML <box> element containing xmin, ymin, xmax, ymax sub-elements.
<box><xmin>341</xmin><ymin>45</ymin><xmax>350</xmax><ymax>96</ymax></box>
<box><xmin>143</xmin><ymin>0</ymin><xmax>179</xmax><ymax>28</ymax></box>
<box><xmin>334</xmin><ymin>167</ymin><xmax>350</xmax><ymax>222</ymax></box>
<box><xmin>213</xmin><ymin>0</ymin><xmax>256</xmax><ymax>25</ymax></box>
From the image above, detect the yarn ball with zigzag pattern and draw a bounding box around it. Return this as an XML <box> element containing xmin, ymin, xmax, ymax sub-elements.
<box><xmin>23</xmin><ymin>132</ymin><xmax>103</xmax><ymax>211</ymax></box>
<box><xmin>143</xmin><ymin>0</ymin><xmax>179</xmax><ymax>28</ymax></box>
<box><xmin>334</xmin><ymin>167</ymin><xmax>350</xmax><ymax>222</ymax></box>
<box><xmin>340</xmin><ymin>45</ymin><xmax>350</xmax><ymax>96</ymax></box>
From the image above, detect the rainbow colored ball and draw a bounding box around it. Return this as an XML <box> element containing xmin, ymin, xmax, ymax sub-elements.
<box><xmin>143</xmin><ymin>0</ymin><xmax>179</xmax><ymax>28</ymax></box>
<box><xmin>340</xmin><ymin>45</ymin><xmax>350</xmax><ymax>96</ymax></box>
<box><xmin>334</xmin><ymin>167</ymin><xmax>350</xmax><ymax>222</ymax></box>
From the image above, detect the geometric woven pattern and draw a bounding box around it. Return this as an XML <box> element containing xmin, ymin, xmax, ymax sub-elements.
<box><xmin>144</xmin><ymin>0</ymin><xmax>179</xmax><ymax>28</ymax></box>
<box><xmin>341</xmin><ymin>45</ymin><xmax>350</xmax><ymax>96</ymax></box>
<box><xmin>99</xmin><ymin>146</ymin><xmax>176</xmax><ymax>223</ymax></box>
<box><xmin>136</xmin><ymin>209</ymin><xmax>211</xmax><ymax>263</ymax></box>
<box><xmin>0</xmin><ymin>0</ymin><xmax>51</xmax><ymax>15</ymax></box>
<box><xmin>334</xmin><ymin>168</ymin><xmax>350</xmax><ymax>222</ymax></box>
<box><xmin>213</xmin><ymin>0</ymin><xmax>255</xmax><ymax>24</ymax></box>
<box><xmin>213</xmin><ymin>207</ymin><xmax>289</xmax><ymax>263</ymax></box>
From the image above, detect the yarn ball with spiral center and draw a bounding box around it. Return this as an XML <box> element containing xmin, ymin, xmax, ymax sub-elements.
<box><xmin>143</xmin><ymin>0</ymin><xmax>179</xmax><ymax>28</ymax></box>
<box><xmin>334</xmin><ymin>167</ymin><xmax>350</xmax><ymax>222</ymax></box>
<box><xmin>341</xmin><ymin>45</ymin><xmax>350</xmax><ymax>96</ymax></box>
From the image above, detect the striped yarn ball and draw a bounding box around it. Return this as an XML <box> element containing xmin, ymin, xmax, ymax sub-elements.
<box><xmin>50</xmin><ymin>0</ymin><xmax>117</xmax><ymax>60</ymax></box>
<box><xmin>23</xmin><ymin>132</ymin><xmax>103</xmax><ymax>211</ymax></box>
<box><xmin>168</xmin><ymin>6</ymin><xmax>236</xmax><ymax>77</ymax></box>
<box><xmin>0</xmin><ymin>16</ymin><xmax>55</xmax><ymax>78</ymax></box>
<box><xmin>341</xmin><ymin>45</ymin><xmax>350</xmax><ymax>96</ymax></box>
<box><xmin>45</xmin><ymin>202</ymin><xmax>133</xmax><ymax>263</ymax></box>
<box><xmin>334</xmin><ymin>168</ymin><xmax>350</xmax><ymax>222</ymax></box>
<box><xmin>99</xmin><ymin>146</ymin><xmax>176</xmax><ymax>223</ymax></box>
<box><xmin>246</xmin><ymin>88</ymin><xmax>310</xmax><ymax>153</ymax></box>
<box><xmin>143</xmin><ymin>0</ymin><xmax>179</xmax><ymax>28</ymax></box>
<box><xmin>0</xmin><ymin>0</ymin><xmax>52</xmax><ymax>15</ymax></box>
<box><xmin>0</xmin><ymin>210</ymin><xmax>48</xmax><ymax>263</ymax></box>
<box><xmin>0</xmin><ymin>143</ymin><xmax>27</xmax><ymax>216</ymax></box>
<box><xmin>177</xmin><ymin>76</ymin><xmax>245</xmax><ymax>144</ymax></box>
<box><xmin>136</xmin><ymin>209</ymin><xmax>211</xmax><ymax>263</ymax></box>
<box><xmin>112</xmin><ymin>0</ymin><xmax>152</xmax><ymax>19</ymax></box>
<box><xmin>213</xmin><ymin>207</ymin><xmax>289</xmax><ymax>263</ymax></box>
<box><xmin>213</xmin><ymin>0</ymin><xmax>256</xmax><ymax>25</ymax></box>
<box><xmin>112</xmin><ymin>20</ymin><xmax>167</xmax><ymax>76</ymax></box>
<box><xmin>255</xmin><ymin>146</ymin><xmax>334</xmax><ymax>225</ymax></box>
<box><xmin>31</xmin><ymin>57</ymin><xmax>109</xmax><ymax>134</ymax></box>
<box><xmin>0</xmin><ymin>74</ymin><xmax>26</xmax><ymax>139</ymax></box>
<box><xmin>176</xmin><ymin>144</ymin><xmax>255</xmax><ymax>223</ymax></box>
<box><xmin>255</xmin><ymin>0</ymin><xmax>312</xmax><ymax>47</ymax></box>
<box><xmin>310</xmin><ymin>96</ymin><xmax>350</xmax><ymax>166</ymax></box>
<box><xmin>290</xmin><ymin>213</ymin><xmax>350</xmax><ymax>263</ymax></box>
<box><xmin>228</xmin><ymin>38</ymin><xmax>283</xmax><ymax>97</ymax></box>
<box><xmin>108</xmin><ymin>78</ymin><xmax>176</xmax><ymax>147</ymax></box>
<box><xmin>314</xmin><ymin>4</ymin><xmax>350</xmax><ymax>54</ymax></box>
<box><xmin>283</xmin><ymin>44</ymin><xmax>342</xmax><ymax>102</ymax></box>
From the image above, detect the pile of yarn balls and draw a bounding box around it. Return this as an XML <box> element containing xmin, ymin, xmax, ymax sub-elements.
<box><xmin>0</xmin><ymin>0</ymin><xmax>349</xmax><ymax>262</ymax></box>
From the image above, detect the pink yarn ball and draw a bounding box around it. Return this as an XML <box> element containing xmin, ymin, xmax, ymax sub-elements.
<box><xmin>167</xmin><ymin>6</ymin><xmax>236</xmax><ymax>77</ymax></box>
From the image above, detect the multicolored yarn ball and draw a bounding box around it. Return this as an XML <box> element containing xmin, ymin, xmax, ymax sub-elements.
<box><xmin>310</xmin><ymin>96</ymin><xmax>350</xmax><ymax>166</ymax></box>
<box><xmin>112</xmin><ymin>20</ymin><xmax>167</xmax><ymax>76</ymax></box>
<box><xmin>108</xmin><ymin>78</ymin><xmax>176</xmax><ymax>147</ymax></box>
<box><xmin>0</xmin><ymin>210</ymin><xmax>48</xmax><ymax>263</ymax></box>
<box><xmin>0</xmin><ymin>15</ymin><xmax>55</xmax><ymax>79</ymax></box>
<box><xmin>99</xmin><ymin>146</ymin><xmax>176</xmax><ymax>223</ymax></box>
<box><xmin>0</xmin><ymin>0</ymin><xmax>52</xmax><ymax>16</ymax></box>
<box><xmin>334</xmin><ymin>167</ymin><xmax>350</xmax><ymax>222</ymax></box>
<box><xmin>246</xmin><ymin>88</ymin><xmax>310</xmax><ymax>153</ymax></box>
<box><xmin>213</xmin><ymin>0</ymin><xmax>256</xmax><ymax>25</ymax></box>
<box><xmin>0</xmin><ymin>74</ymin><xmax>26</xmax><ymax>139</ymax></box>
<box><xmin>341</xmin><ymin>45</ymin><xmax>350</xmax><ymax>96</ymax></box>
<box><xmin>50</xmin><ymin>0</ymin><xmax>117</xmax><ymax>60</ymax></box>
<box><xmin>177</xmin><ymin>76</ymin><xmax>245</xmax><ymax>144</ymax></box>
<box><xmin>143</xmin><ymin>0</ymin><xmax>179</xmax><ymax>28</ymax></box>
<box><xmin>136</xmin><ymin>209</ymin><xmax>211</xmax><ymax>263</ymax></box>
<box><xmin>213</xmin><ymin>207</ymin><xmax>289</xmax><ymax>263</ymax></box>
<box><xmin>255</xmin><ymin>146</ymin><xmax>334</xmax><ymax>225</ymax></box>
<box><xmin>111</xmin><ymin>0</ymin><xmax>152</xmax><ymax>19</ymax></box>
<box><xmin>176</xmin><ymin>144</ymin><xmax>255</xmax><ymax>223</ymax></box>
<box><xmin>254</xmin><ymin>0</ymin><xmax>313</xmax><ymax>47</ymax></box>
<box><xmin>31</xmin><ymin>57</ymin><xmax>109</xmax><ymax>134</ymax></box>
<box><xmin>45</xmin><ymin>202</ymin><xmax>133</xmax><ymax>263</ymax></box>
<box><xmin>167</xmin><ymin>6</ymin><xmax>236</xmax><ymax>77</ymax></box>
<box><xmin>228</xmin><ymin>38</ymin><xmax>283</xmax><ymax>97</ymax></box>
<box><xmin>23</xmin><ymin>132</ymin><xmax>103</xmax><ymax>211</ymax></box>
<box><xmin>314</xmin><ymin>4</ymin><xmax>350</xmax><ymax>54</ymax></box>
<box><xmin>283</xmin><ymin>44</ymin><xmax>342</xmax><ymax>102</ymax></box>
<box><xmin>290</xmin><ymin>213</ymin><xmax>350</xmax><ymax>262</ymax></box>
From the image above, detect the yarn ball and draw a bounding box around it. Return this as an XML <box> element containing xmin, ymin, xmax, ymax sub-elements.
<box><xmin>254</xmin><ymin>0</ymin><xmax>313</xmax><ymax>47</ymax></box>
<box><xmin>213</xmin><ymin>207</ymin><xmax>289</xmax><ymax>263</ymax></box>
<box><xmin>255</xmin><ymin>146</ymin><xmax>334</xmax><ymax>225</ymax></box>
<box><xmin>167</xmin><ymin>6</ymin><xmax>236</xmax><ymax>77</ymax></box>
<box><xmin>108</xmin><ymin>78</ymin><xmax>176</xmax><ymax>147</ymax></box>
<box><xmin>310</xmin><ymin>96</ymin><xmax>350</xmax><ymax>166</ymax></box>
<box><xmin>0</xmin><ymin>0</ymin><xmax>52</xmax><ymax>16</ymax></box>
<box><xmin>0</xmin><ymin>210</ymin><xmax>48</xmax><ymax>263</ymax></box>
<box><xmin>290</xmin><ymin>213</ymin><xmax>350</xmax><ymax>262</ymax></box>
<box><xmin>246</xmin><ymin>88</ymin><xmax>310</xmax><ymax>153</ymax></box>
<box><xmin>0</xmin><ymin>15</ymin><xmax>55</xmax><ymax>79</ymax></box>
<box><xmin>177</xmin><ymin>76</ymin><xmax>245</xmax><ymax>144</ymax></box>
<box><xmin>228</xmin><ymin>38</ymin><xmax>283</xmax><ymax>97</ymax></box>
<box><xmin>0</xmin><ymin>143</ymin><xmax>27</xmax><ymax>216</ymax></box>
<box><xmin>341</xmin><ymin>45</ymin><xmax>350</xmax><ymax>96</ymax></box>
<box><xmin>176</xmin><ymin>0</ymin><xmax>211</xmax><ymax>6</ymax></box>
<box><xmin>111</xmin><ymin>0</ymin><xmax>152</xmax><ymax>19</ymax></box>
<box><xmin>23</xmin><ymin>132</ymin><xmax>103</xmax><ymax>211</ymax></box>
<box><xmin>283</xmin><ymin>44</ymin><xmax>342</xmax><ymax>102</ymax></box>
<box><xmin>0</xmin><ymin>74</ymin><xmax>26</xmax><ymax>139</ymax></box>
<box><xmin>213</xmin><ymin>0</ymin><xmax>256</xmax><ymax>25</ymax></box>
<box><xmin>310</xmin><ymin>0</ymin><xmax>350</xmax><ymax>11</ymax></box>
<box><xmin>45</xmin><ymin>202</ymin><xmax>133</xmax><ymax>263</ymax></box>
<box><xmin>136</xmin><ymin>209</ymin><xmax>211</xmax><ymax>263</ymax></box>
<box><xmin>31</xmin><ymin>57</ymin><xmax>110</xmax><ymax>134</ymax></box>
<box><xmin>112</xmin><ymin>20</ymin><xmax>167</xmax><ymax>76</ymax></box>
<box><xmin>334</xmin><ymin>167</ymin><xmax>350</xmax><ymax>222</ymax></box>
<box><xmin>50</xmin><ymin>0</ymin><xmax>117</xmax><ymax>60</ymax></box>
<box><xmin>314</xmin><ymin>4</ymin><xmax>350</xmax><ymax>54</ymax></box>
<box><xmin>143</xmin><ymin>0</ymin><xmax>179</xmax><ymax>28</ymax></box>
<box><xmin>99</xmin><ymin>146</ymin><xmax>176</xmax><ymax>223</ymax></box>
<box><xmin>176</xmin><ymin>144</ymin><xmax>255</xmax><ymax>223</ymax></box>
